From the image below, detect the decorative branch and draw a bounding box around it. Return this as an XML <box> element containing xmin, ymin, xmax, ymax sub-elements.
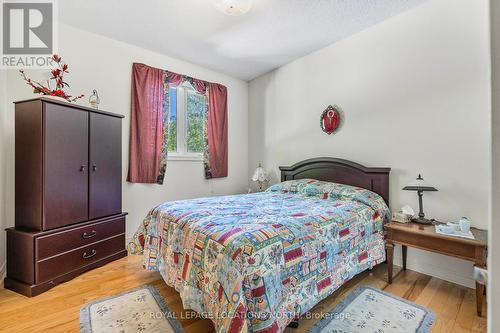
<box><xmin>18</xmin><ymin>54</ymin><xmax>84</xmax><ymax>103</ymax></box>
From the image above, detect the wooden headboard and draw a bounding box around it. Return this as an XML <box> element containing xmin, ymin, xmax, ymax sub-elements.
<box><xmin>279</xmin><ymin>157</ymin><xmax>391</xmax><ymax>204</ymax></box>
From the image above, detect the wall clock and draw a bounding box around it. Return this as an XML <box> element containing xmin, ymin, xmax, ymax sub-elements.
<box><xmin>320</xmin><ymin>105</ymin><xmax>343</xmax><ymax>135</ymax></box>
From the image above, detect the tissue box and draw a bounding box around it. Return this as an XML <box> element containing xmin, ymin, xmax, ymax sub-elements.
<box><xmin>392</xmin><ymin>211</ymin><xmax>412</xmax><ymax>223</ymax></box>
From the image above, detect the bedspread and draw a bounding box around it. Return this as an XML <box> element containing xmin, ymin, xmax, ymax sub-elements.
<box><xmin>129</xmin><ymin>179</ymin><xmax>390</xmax><ymax>333</ymax></box>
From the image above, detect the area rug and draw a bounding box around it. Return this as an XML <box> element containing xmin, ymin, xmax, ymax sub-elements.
<box><xmin>80</xmin><ymin>285</ymin><xmax>184</xmax><ymax>333</ymax></box>
<box><xmin>307</xmin><ymin>286</ymin><xmax>435</xmax><ymax>333</ymax></box>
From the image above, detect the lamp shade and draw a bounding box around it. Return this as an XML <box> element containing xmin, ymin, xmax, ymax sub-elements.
<box><xmin>251</xmin><ymin>164</ymin><xmax>268</xmax><ymax>182</ymax></box>
<box><xmin>402</xmin><ymin>174</ymin><xmax>438</xmax><ymax>192</ymax></box>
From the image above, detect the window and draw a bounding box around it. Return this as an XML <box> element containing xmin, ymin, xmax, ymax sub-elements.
<box><xmin>166</xmin><ymin>83</ymin><xmax>208</xmax><ymax>160</ymax></box>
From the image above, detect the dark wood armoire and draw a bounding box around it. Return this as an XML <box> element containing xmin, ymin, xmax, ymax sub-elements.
<box><xmin>5</xmin><ymin>97</ymin><xmax>127</xmax><ymax>297</ymax></box>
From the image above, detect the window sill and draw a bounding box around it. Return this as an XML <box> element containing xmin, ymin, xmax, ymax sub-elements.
<box><xmin>168</xmin><ymin>153</ymin><xmax>204</xmax><ymax>162</ymax></box>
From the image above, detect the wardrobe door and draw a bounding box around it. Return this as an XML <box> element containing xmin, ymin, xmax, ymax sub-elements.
<box><xmin>43</xmin><ymin>102</ymin><xmax>89</xmax><ymax>230</ymax></box>
<box><xmin>89</xmin><ymin>113</ymin><xmax>122</xmax><ymax>220</ymax></box>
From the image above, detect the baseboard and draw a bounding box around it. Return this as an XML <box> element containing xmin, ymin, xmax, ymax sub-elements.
<box><xmin>393</xmin><ymin>245</ymin><xmax>475</xmax><ymax>288</ymax></box>
<box><xmin>0</xmin><ymin>260</ymin><xmax>6</xmax><ymax>288</ymax></box>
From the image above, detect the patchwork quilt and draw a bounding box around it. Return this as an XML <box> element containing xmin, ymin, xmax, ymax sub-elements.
<box><xmin>129</xmin><ymin>179</ymin><xmax>390</xmax><ymax>333</ymax></box>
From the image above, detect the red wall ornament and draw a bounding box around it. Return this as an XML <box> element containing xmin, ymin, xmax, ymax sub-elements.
<box><xmin>320</xmin><ymin>105</ymin><xmax>343</xmax><ymax>135</ymax></box>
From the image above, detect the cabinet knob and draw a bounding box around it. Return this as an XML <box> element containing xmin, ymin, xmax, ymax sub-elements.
<box><xmin>80</xmin><ymin>165</ymin><xmax>86</xmax><ymax>172</ymax></box>
<box><xmin>92</xmin><ymin>164</ymin><xmax>97</xmax><ymax>172</ymax></box>
<box><xmin>82</xmin><ymin>249</ymin><xmax>97</xmax><ymax>259</ymax></box>
<box><xmin>82</xmin><ymin>230</ymin><xmax>97</xmax><ymax>239</ymax></box>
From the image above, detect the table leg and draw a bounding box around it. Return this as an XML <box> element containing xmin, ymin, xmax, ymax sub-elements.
<box><xmin>476</xmin><ymin>282</ymin><xmax>485</xmax><ymax>316</ymax></box>
<box><xmin>386</xmin><ymin>242</ymin><xmax>394</xmax><ymax>284</ymax></box>
<box><xmin>402</xmin><ymin>245</ymin><xmax>407</xmax><ymax>271</ymax></box>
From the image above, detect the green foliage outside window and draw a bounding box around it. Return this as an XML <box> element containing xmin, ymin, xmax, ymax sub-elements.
<box><xmin>165</xmin><ymin>86</ymin><xmax>207</xmax><ymax>154</ymax></box>
<box><xmin>167</xmin><ymin>119</ymin><xmax>177</xmax><ymax>152</ymax></box>
<box><xmin>186</xmin><ymin>91</ymin><xmax>207</xmax><ymax>153</ymax></box>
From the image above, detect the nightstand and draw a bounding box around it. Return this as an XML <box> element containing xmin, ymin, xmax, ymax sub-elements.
<box><xmin>384</xmin><ymin>222</ymin><xmax>487</xmax><ymax>316</ymax></box>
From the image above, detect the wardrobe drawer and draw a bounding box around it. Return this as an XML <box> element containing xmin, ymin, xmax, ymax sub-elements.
<box><xmin>36</xmin><ymin>216</ymin><xmax>125</xmax><ymax>260</ymax></box>
<box><xmin>36</xmin><ymin>234</ymin><xmax>125</xmax><ymax>283</ymax></box>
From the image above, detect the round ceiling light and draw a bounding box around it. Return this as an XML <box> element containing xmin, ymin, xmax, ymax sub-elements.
<box><xmin>213</xmin><ymin>0</ymin><xmax>253</xmax><ymax>16</ymax></box>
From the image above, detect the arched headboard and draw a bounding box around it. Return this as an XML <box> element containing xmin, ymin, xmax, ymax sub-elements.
<box><xmin>279</xmin><ymin>157</ymin><xmax>391</xmax><ymax>204</ymax></box>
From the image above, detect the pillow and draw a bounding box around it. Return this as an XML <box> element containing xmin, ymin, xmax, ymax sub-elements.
<box><xmin>322</xmin><ymin>183</ymin><xmax>390</xmax><ymax>221</ymax></box>
<box><xmin>267</xmin><ymin>179</ymin><xmax>390</xmax><ymax>222</ymax></box>
<box><xmin>304</xmin><ymin>185</ymin><xmax>321</xmax><ymax>197</ymax></box>
<box><xmin>266</xmin><ymin>179</ymin><xmax>321</xmax><ymax>194</ymax></box>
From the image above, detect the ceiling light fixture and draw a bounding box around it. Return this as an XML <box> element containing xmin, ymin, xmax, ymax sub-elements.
<box><xmin>213</xmin><ymin>0</ymin><xmax>253</xmax><ymax>16</ymax></box>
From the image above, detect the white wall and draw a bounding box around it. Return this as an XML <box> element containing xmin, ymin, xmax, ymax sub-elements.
<box><xmin>248</xmin><ymin>0</ymin><xmax>490</xmax><ymax>288</ymax></box>
<box><xmin>489</xmin><ymin>0</ymin><xmax>499</xmax><ymax>330</ymax></box>
<box><xmin>1</xmin><ymin>24</ymin><xmax>249</xmax><ymax>266</ymax></box>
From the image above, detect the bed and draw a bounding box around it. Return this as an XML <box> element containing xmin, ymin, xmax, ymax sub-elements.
<box><xmin>129</xmin><ymin>158</ymin><xmax>391</xmax><ymax>333</ymax></box>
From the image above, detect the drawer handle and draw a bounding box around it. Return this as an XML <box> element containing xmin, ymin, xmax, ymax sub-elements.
<box><xmin>82</xmin><ymin>249</ymin><xmax>97</xmax><ymax>259</ymax></box>
<box><xmin>82</xmin><ymin>230</ymin><xmax>97</xmax><ymax>239</ymax></box>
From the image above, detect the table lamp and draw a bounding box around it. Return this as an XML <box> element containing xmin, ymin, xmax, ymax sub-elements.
<box><xmin>402</xmin><ymin>174</ymin><xmax>438</xmax><ymax>224</ymax></box>
<box><xmin>251</xmin><ymin>163</ymin><xmax>269</xmax><ymax>191</ymax></box>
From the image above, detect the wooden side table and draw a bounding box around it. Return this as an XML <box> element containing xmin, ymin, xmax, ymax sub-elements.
<box><xmin>384</xmin><ymin>222</ymin><xmax>487</xmax><ymax>316</ymax></box>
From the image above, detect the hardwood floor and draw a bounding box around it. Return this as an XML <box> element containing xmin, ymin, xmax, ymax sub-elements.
<box><xmin>0</xmin><ymin>255</ymin><xmax>486</xmax><ymax>333</ymax></box>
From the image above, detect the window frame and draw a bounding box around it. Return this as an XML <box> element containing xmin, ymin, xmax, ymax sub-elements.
<box><xmin>167</xmin><ymin>84</ymin><xmax>206</xmax><ymax>161</ymax></box>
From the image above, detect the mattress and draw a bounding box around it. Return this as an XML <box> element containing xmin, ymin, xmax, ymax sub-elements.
<box><xmin>129</xmin><ymin>179</ymin><xmax>390</xmax><ymax>333</ymax></box>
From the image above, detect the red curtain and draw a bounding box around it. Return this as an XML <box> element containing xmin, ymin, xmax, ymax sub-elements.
<box><xmin>166</xmin><ymin>70</ymin><xmax>207</xmax><ymax>94</ymax></box>
<box><xmin>192</xmin><ymin>78</ymin><xmax>207</xmax><ymax>94</ymax></box>
<box><xmin>165</xmin><ymin>71</ymin><xmax>183</xmax><ymax>87</ymax></box>
<box><xmin>127</xmin><ymin>63</ymin><xmax>165</xmax><ymax>183</ymax></box>
<box><xmin>128</xmin><ymin>64</ymin><xmax>228</xmax><ymax>183</ymax></box>
<box><xmin>207</xmin><ymin>83</ymin><xmax>228</xmax><ymax>178</ymax></box>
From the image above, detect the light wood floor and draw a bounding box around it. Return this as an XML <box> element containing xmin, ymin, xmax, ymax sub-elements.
<box><xmin>0</xmin><ymin>255</ymin><xmax>486</xmax><ymax>333</ymax></box>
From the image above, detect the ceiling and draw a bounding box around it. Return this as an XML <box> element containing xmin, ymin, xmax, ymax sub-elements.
<box><xmin>59</xmin><ymin>0</ymin><xmax>427</xmax><ymax>81</ymax></box>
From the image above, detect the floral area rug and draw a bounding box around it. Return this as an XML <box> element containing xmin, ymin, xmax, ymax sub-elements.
<box><xmin>307</xmin><ymin>286</ymin><xmax>435</xmax><ymax>333</ymax></box>
<box><xmin>80</xmin><ymin>285</ymin><xmax>184</xmax><ymax>333</ymax></box>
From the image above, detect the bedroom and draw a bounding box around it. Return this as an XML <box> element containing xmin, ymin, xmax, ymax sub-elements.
<box><xmin>0</xmin><ymin>0</ymin><xmax>499</xmax><ymax>332</ymax></box>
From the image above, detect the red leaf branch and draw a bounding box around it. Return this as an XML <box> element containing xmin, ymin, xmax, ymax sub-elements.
<box><xmin>19</xmin><ymin>54</ymin><xmax>84</xmax><ymax>103</ymax></box>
